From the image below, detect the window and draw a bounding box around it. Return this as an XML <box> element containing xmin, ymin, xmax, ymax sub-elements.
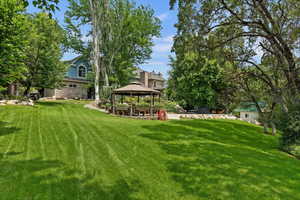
<box><xmin>69</xmin><ymin>84</ymin><xmax>77</xmax><ymax>88</ymax></box>
<box><xmin>78</xmin><ymin>66</ymin><xmax>86</xmax><ymax>78</ymax></box>
<box><xmin>245</xmin><ymin>114</ymin><xmax>249</xmax><ymax>118</ymax></box>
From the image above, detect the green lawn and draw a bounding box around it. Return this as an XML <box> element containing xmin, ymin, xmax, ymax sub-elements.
<box><xmin>1</xmin><ymin>101</ymin><xmax>300</xmax><ymax>200</ymax></box>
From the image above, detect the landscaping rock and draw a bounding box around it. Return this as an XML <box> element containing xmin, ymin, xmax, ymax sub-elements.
<box><xmin>6</xmin><ymin>100</ymin><xmax>18</xmax><ymax>105</ymax></box>
<box><xmin>171</xmin><ymin>113</ymin><xmax>238</xmax><ymax>120</ymax></box>
<box><xmin>0</xmin><ymin>100</ymin><xmax>6</xmax><ymax>105</ymax></box>
<box><xmin>0</xmin><ymin>99</ymin><xmax>34</xmax><ymax>106</ymax></box>
<box><xmin>19</xmin><ymin>100</ymin><xmax>34</xmax><ymax>106</ymax></box>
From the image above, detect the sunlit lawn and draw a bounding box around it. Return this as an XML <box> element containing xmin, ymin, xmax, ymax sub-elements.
<box><xmin>0</xmin><ymin>101</ymin><xmax>300</xmax><ymax>200</ymax></box>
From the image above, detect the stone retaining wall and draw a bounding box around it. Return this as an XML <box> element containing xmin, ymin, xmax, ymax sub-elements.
<box><xmin>0</xmin><ymin>100</ymin><xmax>34</xmax><ymax>106</ymax></box>
<box><xmin>167</xmin><ymin>113</ymin><xmax>238</xmax><ymax>120</ymax></box>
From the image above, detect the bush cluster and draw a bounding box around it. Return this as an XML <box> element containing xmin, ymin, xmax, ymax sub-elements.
<box><xmin>278</xmin><ymin>103</ymin><xmax>300</xmax><ymax>157</ymax></box>
<box><xmin>0</xmin><ymin>94</ymin><xmax>29</xmax><ymax>101</ymax></box>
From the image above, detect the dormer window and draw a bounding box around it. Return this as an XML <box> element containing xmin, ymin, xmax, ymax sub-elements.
<box><xmin>78</xmin><ymin>66</ymin><xmax>86</xmax><ymax>78</ymax></box>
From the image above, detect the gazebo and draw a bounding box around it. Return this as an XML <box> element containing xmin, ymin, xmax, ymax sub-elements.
<box><xmin>112</xmin><ymin>82</ymin><xmax>160</xmax><ymax>116</ymax></box>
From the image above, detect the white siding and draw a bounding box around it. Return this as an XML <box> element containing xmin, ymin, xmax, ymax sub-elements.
<box><xmin>240</xmin><ymin>112</ymin><xmax>259</xmax><ymax>120</ymax></box>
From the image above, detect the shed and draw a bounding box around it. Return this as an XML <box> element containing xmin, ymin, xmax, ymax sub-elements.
<box><xmin>234</xmin><ymin>102</ymin><xmax>266</xmax><ymax>121</ymax></box>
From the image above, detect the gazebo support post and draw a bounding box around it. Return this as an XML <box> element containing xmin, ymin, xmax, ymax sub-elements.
<box><xmin>130</xmin><ymin>93</ymin><xmax>133</xmax><ymax>116</ymax></box>
<box><xmin>112</xmin><ymin>93</ymin><xmax>116</xmax><ymax>114</ymax></box>
<box><xmin>150</xmin><ymin>93</ymin><xmax>154</xmax><ymax>117</ymax></box>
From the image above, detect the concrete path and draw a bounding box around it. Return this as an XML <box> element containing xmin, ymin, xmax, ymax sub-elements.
<box><xmin>84</xmin><ymin>103</ymin><xmax>108</xmax><ymax>113</ymax></box>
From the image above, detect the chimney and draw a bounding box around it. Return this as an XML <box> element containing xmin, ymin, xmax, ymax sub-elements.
<box><xmin>144</xmin><ymin>72</ymin><xmax>149</xmax><ymax>88</ymax></box>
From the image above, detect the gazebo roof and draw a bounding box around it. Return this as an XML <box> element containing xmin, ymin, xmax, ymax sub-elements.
<box><xmin>113</xmin><ymin>82</ymin><xmax>160</xmax><ymax>95</ymax></box>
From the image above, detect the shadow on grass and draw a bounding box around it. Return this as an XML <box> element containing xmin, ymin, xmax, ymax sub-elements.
<box><xmin>0</xmin><ymin>151</ymin><xmax>23</xmax><ymax>159</ymax></box>
<box><xmin>141</xmin><ymin>120</ymin><xmax>300</xmax><ymax>199</ymax></box>
<box><xmin>0</xmin><ymin>121</ymin><xmax>20</xmax><ymax>137</ymax></box>
<box><xmin>36</xmin><ymin>101</ymin><xmax>64</xmax><ymax>107</ymax></box>
<box><xmin>0</xmin><ymin>156</ymin><xmax>142</xmax><ymax>200</ymax></box>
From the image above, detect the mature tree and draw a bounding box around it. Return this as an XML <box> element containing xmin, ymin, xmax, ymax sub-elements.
<box><xmin>168</xmin><ymin>54</ymin><xmax>228</xmax><ymax>110</ymax></box>
<box><xmin>236</xmin><ymin>69</ymin><xmax>278</xmax><ymax>134</ymax></box>
<box><xmin>0</xmin><ymin>0</ymin><xmax>28</xmax><ymax>91</ymax></box>
<box><xmin>167</xmin><ymin>1</ymin><xmax>236</xmax><ymax>111</ymax></box>
<box><xmin>22</xmin><ymin>13</ymin><xmax>67</xmax><ymax>95</ymax></box>
<box><xmin>170</xmin><ymin>0</ymin><xmax>300</xmax><ymax>150</ymax></box>
<box><xmin>170</xmin><ymin>0</ymin><xmax>300</xmax><ymax>111</ymax></box>
<box><xmin>65</xmin><ymin>0</ymin><xmax>161</xmax><ymax>101</ymax></box>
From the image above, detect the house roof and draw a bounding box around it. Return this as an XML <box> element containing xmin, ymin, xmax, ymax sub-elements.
<box><xmin>63</xmin><ymin>55</ymin><xmax>89</xmax><ymax>64</ymax></box>
<box><xmin>113</xmin><ymin>82</ymin><xmax>160</xmax><ymax>95</ymax></box>
<box><xmin>234</xmin><ymin>102</ymin><xmax>266</xmax><ymax>112</ymax></box>
<box><xmin>234</xmin><ymin>107</ymin><xmax>259</xmax><ymax>112</ymax></box>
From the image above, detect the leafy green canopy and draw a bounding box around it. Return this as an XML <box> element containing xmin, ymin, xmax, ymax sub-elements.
<box><xmin>168</xmin><ymin>54</ymin><xmax>228</xmax><ymax>109</ymax></box>
<box><xmin>0</xmin><ymin>0</ymin><xmax>27</xmax><ymax>89</ymax></box>
<box><xmin>21</xmin><ymin>13</ymin><xmax>67</xmax><ymax>94</ymax></box>
<box><xmin>22</xmin><ymin>0</ymin><xmax>59</xmax><ymax>17</ymax></box>
<box><xmin>167</xmin><ymin>0</ymin><xmax>236</xmax><ymax>110</ymax></box>
<box><xmin>169</xmin><ymin>0</ymin><xmax>300</xmax><ymax>104</ymax></box>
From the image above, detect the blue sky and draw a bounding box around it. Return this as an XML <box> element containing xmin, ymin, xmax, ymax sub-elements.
<box><xmin>28</xmin><ymin>0</ymin><xmax>177</xmax><ymax>78</ymax></box>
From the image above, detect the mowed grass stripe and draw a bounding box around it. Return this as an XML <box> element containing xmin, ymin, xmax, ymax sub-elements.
<box><xmin>0</xmin><ymin>107</ymin><xmax>16</xmax><ymax>152</ymax></box>
<box><xmin>42</xmin><ymin>105</ymin><xmax>69</xmax><ymax>160</ymax></box>
<box><xmin>75</xmin><ymin>105</ymin><xmax>183</xmax><ymax>199</ymax></box>
<box><xmin>60</xmin><ymin>104</ymin><xmax>116</xmax><ymax>183</ymax></box>
<box><xmin>41</xmin><ymin>104</ymin><xmax>79</xmax><ymax>163</ymax></box>
<box><xmin>2</xmin><ymin>101</ymin><xmax>300</xmax><ymax>200</ymax></box>
<box><xmin>2</xmin><ymin>107</ymin><xmax>25</xmax><ymax>158</ymax></box>
<box><xmin>60</xmin><ymin>103</ymin><xmax>175</xmax><ymax>199</ymax></box>
<box><xmin>39</xmin><ymin>104</ymin><xmax>81</xmax><ymax>199</ymax></box>
<box><xmin>77</xmin><ymin>108</ymin><xmax>133</xmax><ymax>180</ymax></box>
<box><xmin>38</xmin><ymin>106</ymin><xmax>47</xmax><ymax>160</ymax></box>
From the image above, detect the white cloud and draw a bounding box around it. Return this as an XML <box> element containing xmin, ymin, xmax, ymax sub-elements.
<box><xmin>153</xmin><ymin>43</ymin><xmax>173</xmax><ymax>53</ymax></box>
<box><xmin>142</xmin><ymin>61</ymin><xmax>166</xmax><ymax>66</ymax></box>
<box><xmin>154</xmin><ymin>35</ymin><xmax>174</xmax><ymax>43</ymax></box>
<box><xmin>81</xmin><ymin>34</ymin><xmax>91</xmax><ymax>43</ymax></box>
<box><xmin>152</xmin><ymin>35</ymin><xmax>174</xmax><ymax>53</ymax></box>
<box><xmin>157</xmin><ymin>12</ymin><xmax>169</xmax><ymax>21</ymax></box>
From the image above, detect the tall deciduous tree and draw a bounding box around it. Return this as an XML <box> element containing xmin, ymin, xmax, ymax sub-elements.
<box><xmin>170</xmin><ymin>0</ymin><xmax>300</xmax><ymax>149</ymax></box>
<box><xmin>65</xmin><ymin>0</ymin><xmax>161</xmax><ymax>101</ymax></box>
<box><xmin>88</xmin><ymin>0</ymin><xmax>103</xmax><ymax>102</ymax></box>
<box><xmin>22</xmin><ymin>13</ymin><xmax>67</xmax><ymax>95</ymax></box>
<box><xmin>0</xmin><ymin>0</ymin><xmax>27</xmax><ymax>90</ymax></box>
<box><xmin>168</xmin><ymin>54</ymin><xmax>229</xmax><ymax>110</ymax></box>
<box><xmin>170</xmin><ymin>0</ymin><xmax>300</xmax><ymax>111</ymax></box>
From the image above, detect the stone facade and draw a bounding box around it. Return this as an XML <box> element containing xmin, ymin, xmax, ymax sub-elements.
<box><xmin>133</xmin><ymin>68</ymin><xmax>165</xmax><ymax>91</ymax></box>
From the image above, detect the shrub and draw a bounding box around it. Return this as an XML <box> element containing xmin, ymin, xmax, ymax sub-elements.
<box><xmin>136</xmin><ymin>102</ymin><xmax>150</xmax><ymax>108</ymax></box>
<box><xmin>290</xmin><ymin>145</ymin><xmax>300</xmax><ymax>159</ymax></box>
<box><xmin>116</xmin><ymin>103</ymin><xmax>129</xmax><ymax>108</ymax></box>
<box><xmin>0</xmin><ymin>94</ymin><xmax>29</xmax><ymax>101</ymax></box>
<box><xmin>278</xmin><ymin>103</ymin><xmax>300</xmax><ymax>154</ymax></box>
<box><xmin>154</xmin><ymin>102</ymin><xmax>164</xmax><ymax>109</ymax></box>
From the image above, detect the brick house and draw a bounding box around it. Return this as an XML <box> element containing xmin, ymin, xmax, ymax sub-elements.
<box><xmin>132</xmin><ymin>68</ymin><xmax>165</xmax><ymax>91</ymax></box>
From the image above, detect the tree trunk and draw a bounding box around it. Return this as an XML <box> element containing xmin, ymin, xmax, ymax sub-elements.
<box><xmin>263</xmin><ymin>122</ymin><xmax>269</xmax><ymax>134</ymax></box>
<box><xmin>89</xmin><ymin>0</ymin><xmax>101</xmax><ymax>103</ymax></box>
<box><xmin>38</xmin><ymin>88</ymin><xmax>45</xmax><ymax>97</ymax></box>
<box><xmin>23</xmin><ymin>83</ymin><xmax>32</xmax><ymax>97</ymax></box>
<box><xmin>271</xmin><ymin>122</ymin><xmax>277</xmax><ymax>136</ymax></box>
